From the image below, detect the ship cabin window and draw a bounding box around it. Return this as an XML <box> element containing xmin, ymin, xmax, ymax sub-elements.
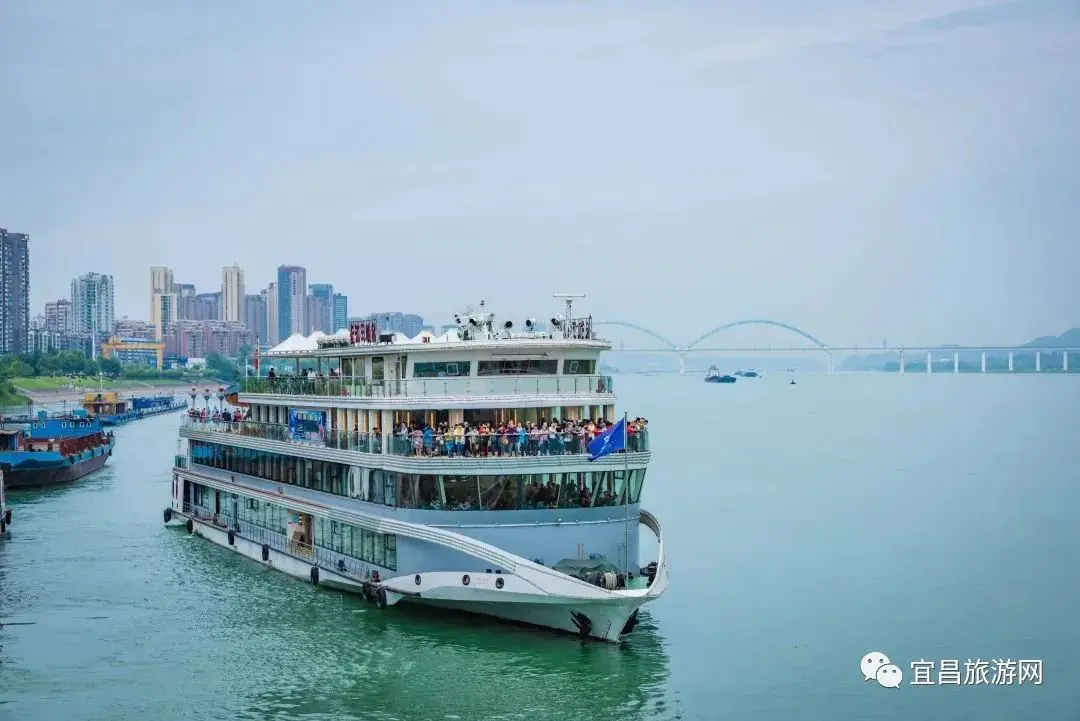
<box><xmin>477</xmin><ymin>359</ymin><xmax>558</xmax><ymax>376</ymax></box>
<box><xmin>186</xmin><ymin>482</ymin><xmax>400</xmax><ymax>571</ymax></box>
<box><xmin>563</xmin><ymin>359</ymin><xmax>596</xmax><ymax>375</ymax></box>
<box><xmin>187</xmin><ymin>443</ymin><xmax>646</xmax><ymax>516</ymax></box>
<box><xmin>399</xmin><ymin>469</ymin><xmax>647</xmax><ymax>511</ymax></box>
<box><xmin>371</xmin><ymin>356</ymin><xmax>385</xmax><ymax>381</ymax></box>
<box><xmin>413</xmin><ymin>361</ymin><xmax>471</xmax><ymax>378</ymax></box>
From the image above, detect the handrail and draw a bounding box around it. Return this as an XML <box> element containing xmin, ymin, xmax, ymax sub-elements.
<box><xmin>239</xmin><ymin>374</ymin><xmax>614</xmax><ymax>399</ymax></box>
<box><xmin>180</xmin><ymin>416</ymin><xmax>650</xmax><ymax>456</ymax></box>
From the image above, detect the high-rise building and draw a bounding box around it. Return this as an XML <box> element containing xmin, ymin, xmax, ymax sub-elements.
<box><xmin>0</xmin><ymin>228</ymin><xmax>31</xmax><ymax>355</ymax></box>
<box><xmin>44</xmin><ymin>299</ymin><xmax>73</xmax><ymax>332</ymax></box>
<box><xmin>332</xmin><ymin>293</ymin><xmax>348</xmax><ymax>332</ymax></box>
<box><xmin>220</xmin><ymin>264</ymin><xmax>244</xmax><ymax>322</ymax></box>
<box><xmin>243</xmin><ymin>292</ymin><xmax>268</xmax><ymax>345</ymax></box>
<box><xmin>112</xmin><ymin>318</ymin><xmax>156</xmax><ymax>341</ymax></box>
<box><xmin>276</xmin><ymin>265</ymin><xmax>307</xmax><ymax>340</ymax></box>
<box><xmin>307</xmin><ymin>283</ymin><xmax>333</xmax><ymax>334</ymax></box>
<box><xmin>174</xmin><ymin>283</ymin><xmax>196</xmax><ymax>298</ymax></box>
<box><xmin>70</xmin><ymin>272</ymin><xmax>115</xmax><ymax>356</ymax></box>
<box><xmin>179</xmin><ymin>292</ymin><xmax>220</xmax><ymax>321</ymax></box>
<box><xmin>149</xmin><ymin>266</ymin><xmax>176</xmax><ymax>340</ymax></box>
<box><xmin>267</xmin><ymin>281</ymin><xmax>279</xmax><ymax>345</ymax></box>
<box><xmin>363</xmin><ymin>312</ymin><xmax>425</xmax><ymax>338</ymax></box>
<box><xmin>165</xmin><ymin>320</ymin><xmax>251</xmax><ymax>359</ymax></box>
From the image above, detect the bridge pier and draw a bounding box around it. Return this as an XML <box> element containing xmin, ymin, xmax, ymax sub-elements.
<box><xmin>677</xmin><ymin>351</ymin><xmax>686</xmax><ymax>376</ymax></box>
<box><xmin>1008</xmin><ymin>351</ymin><xmax>1014</xmax><ymax>372</ymax></box>
<box><xmin>899</xmin><ymin>349</ymin><xmax>905</xmax><ymax>374</ymax></box>
<box><xmin>981</xmin><ymin>351</ymin><xmax>987</xmax><ymax>373</ymax></box>
<box><xmin>926</xmin><ymin>350</ymin><xmax>932</xmax><ymax>374</ymax></box>
<box><xmin>826</xmin><ymin>351</ymin><xmax>834</xmax><ymax>373</ymax></box>
<box><xmin>1036</xmin><ymin>351</ymin><xmax>1041</xmax><ymax>372</ymax></box>
<box><xmin>1065</xmin><ymin>351</ymin><xmax>1069</xmax><ymax>373</ymax></box>
<box><xmin>954</xmin><ymin>352</ymin><xmax>960</xmax><ymax>374</ymax></box>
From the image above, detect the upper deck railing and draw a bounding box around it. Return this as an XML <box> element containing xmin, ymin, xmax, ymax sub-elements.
<box><xmin>239</xmin><ymin>374</ymin><xmax>614</xmax><ymax>399</ymax></box>
<box><xmin>180</xmin><ymin>416</ymin><xmax>650</xmax><ymax>457</ymax></box>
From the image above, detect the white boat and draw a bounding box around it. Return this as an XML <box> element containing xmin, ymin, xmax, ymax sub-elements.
<box><xmin>164</xmin><ymin>296</ymin><xmax>667</xmax><ymax>641</ymax></box>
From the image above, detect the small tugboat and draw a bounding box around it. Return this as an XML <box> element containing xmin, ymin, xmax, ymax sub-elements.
<box><xmin>734</xmin><ymin>369</ymin><xmax>760</xmax><ymax>378</ymax></box>
<box><xmin>0</xmin><ymin>410</ymin><xmax>115</xmax><ymax>489</ymax></box>
<box><xmin>705</xmin><ymin>365</ymin><xmax>737</xmax><ymax>383</ymax></box>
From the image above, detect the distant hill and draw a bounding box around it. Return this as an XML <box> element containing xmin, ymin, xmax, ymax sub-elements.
<box><xmin>841</xmin><ymin>327</ymin><xmax>1080</xmax><ymax>371</ymax></box>
<box><xmin>1023</xmin><ymin>327</ymin><xmax>1080</xmax><ymax>348</ymax></box>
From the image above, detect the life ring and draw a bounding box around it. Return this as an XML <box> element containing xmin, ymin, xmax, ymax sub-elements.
<box><xmin>185</xmin><ymin>518</ymin><xmax>194</xmax><ymax>533</ymax></box>
<box><xmin>462</xmin><ymin>574</ymin><xmax>471</xmax><ymax>586</ymax></box>
<box><xmin>227</xmin><ymin>529</ymin><xmax>235</xmax><ymax>546</ymax></box>
<box><xmin>495</xmin><ymin>577</ymin><xmax>504</xmax><ymax>590</ymax></box>
<box><xmin>261</xmin><ymin>544</ymin><xmax>270</xmax><ymax>562</ymax></box>
<box><xmin>163</xmin><ymin>507</ymin><xmax>172</xmax><ymax>523</ymax></box>
<box><xmin>310</xmin><ymin>566</ymin><xmax>320</xmax><ymax>586</ymax></box>
<box><xmin>414</xmin><ymin>574</ymin><xmax>422</xmax><ymax>586</ymax></box>
<box><xmin>376</xmin><ymin>586</ymin><xmax>387</xmax><ymax>609</ymax></box>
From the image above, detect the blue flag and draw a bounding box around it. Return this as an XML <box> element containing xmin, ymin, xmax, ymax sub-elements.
<box><xmin>587</xmin><ymin>418</ymin><xmax>626</xmax><ymax>461</ymax></box>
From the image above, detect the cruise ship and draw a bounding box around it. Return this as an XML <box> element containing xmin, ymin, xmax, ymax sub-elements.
<box><xmin>164</xmin><ymin>297</ymin><xmax>667</xmax><ymax>642</ymax></box>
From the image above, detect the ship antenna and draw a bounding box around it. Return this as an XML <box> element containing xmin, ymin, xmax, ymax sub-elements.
<box><xmin>552</xmin><ymin>293</ymin><xmax>585</xmax><ymax>339</ymax></box>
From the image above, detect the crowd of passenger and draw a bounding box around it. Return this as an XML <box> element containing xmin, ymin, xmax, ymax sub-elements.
<box><xmin>184</xmin><ymin>406</ymin><xmax>649</xmax><ymax>459</ymax></box>
<box><xmin>188</xmin><ymin>406</ymin><xmax>249</xmax><ymax>424</ymax></box>
<box><xmin>389</xmin><ymin>417</ymin><xmax>648</xmax><ymax>457</ymax></box>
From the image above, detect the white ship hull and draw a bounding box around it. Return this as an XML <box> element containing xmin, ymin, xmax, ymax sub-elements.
<box><xmin>170</xmin><ymin>507</ymin><xmax>667</xmax><ymax>643</ymax></box>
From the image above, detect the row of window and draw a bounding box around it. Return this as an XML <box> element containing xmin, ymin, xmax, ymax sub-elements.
<box><xmin>411</xmin><ymin>359</ymin><xmax>596</xmax><ymax>378</ymax></box>
<box><xmin>188</xmin><ymin>440</ymin><xmax>647</xmax><ymax>511</ymax></box>
<box><xmin>188</xmin><ymin>481</ymin><xmax>397</xmax><ymax>570</ymax></box>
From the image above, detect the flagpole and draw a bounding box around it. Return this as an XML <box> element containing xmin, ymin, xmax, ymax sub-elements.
<box><xmin>623</xmin><ymin>410</ymin><xmax>629</xmax><ymax>580</ymax></box>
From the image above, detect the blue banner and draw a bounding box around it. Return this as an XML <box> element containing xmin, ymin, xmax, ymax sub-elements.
<box><xmin>288</xmin><ymin>409</ymin><xmax>326</xmax><ymax>442</ymax></box>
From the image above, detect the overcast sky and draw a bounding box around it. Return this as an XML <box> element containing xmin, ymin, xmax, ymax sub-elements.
<box><xmin>2</xmin><ymin>0</ymin><xmax>1077</xmax><ymax>348</ymax></box>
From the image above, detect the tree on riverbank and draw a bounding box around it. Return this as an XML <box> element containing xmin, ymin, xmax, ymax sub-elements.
<box><xmin>0</xmin><ymin>348</ymin><xmax>216</xmax><ymax>387</ymax></box>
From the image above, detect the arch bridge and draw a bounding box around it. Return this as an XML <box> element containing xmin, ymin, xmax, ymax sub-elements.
<box><xmin>593</xmin><ymin>319</ymin><xmax>834</xmax><ymax>374</ymax></box>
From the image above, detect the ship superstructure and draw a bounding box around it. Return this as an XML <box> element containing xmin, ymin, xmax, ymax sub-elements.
<box><xmin>165</xmin><ymin>296</ymin><xmax>667</xmax><ymax>641</ymax></box>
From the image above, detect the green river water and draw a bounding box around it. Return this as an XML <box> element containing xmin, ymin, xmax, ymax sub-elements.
<box><xmin>1</xmin><ymin>373</ymin><xmax>1078</xmax><ymax>720</ymax></box>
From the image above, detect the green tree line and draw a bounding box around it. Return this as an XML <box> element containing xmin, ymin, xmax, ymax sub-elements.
<box><xmin>0</xmin><ymin>347</ymin><xmax>249</xmax><ymax>385</ymax></box>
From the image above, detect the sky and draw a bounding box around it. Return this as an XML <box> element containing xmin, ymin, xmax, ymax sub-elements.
<box><xmin>2</xmin><ymin>0</ymin><xmax>1078</xmax><ymax>349</ymax></box>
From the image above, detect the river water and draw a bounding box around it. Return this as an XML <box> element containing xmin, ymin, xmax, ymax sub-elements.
<box><xmin>1</xmin><ymin>373</ymin><xmax>1078</xmax><ymax>721</ymax></box>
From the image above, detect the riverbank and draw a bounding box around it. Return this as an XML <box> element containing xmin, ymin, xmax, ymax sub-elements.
<box><xmin>9</xmin><ymin>378</ymin><xmax>219</xmax><ymax>406</ymax></box>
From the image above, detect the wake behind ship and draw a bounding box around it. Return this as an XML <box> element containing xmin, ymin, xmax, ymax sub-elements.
<box><xmin>0</xmin><ymin>411</ymin><xmax>115</xmax><ymax>489</ymax></box>
<box><xmin>165</xmin><ymin>296</ymin><xmax>668</xmax><ymax>642</ymax></box>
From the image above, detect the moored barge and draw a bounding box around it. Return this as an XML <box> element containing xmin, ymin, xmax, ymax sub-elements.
<box><xmin>0</xmin><ymin>411</ymin><xmax>115</xmax><ymax>489</ymax></box>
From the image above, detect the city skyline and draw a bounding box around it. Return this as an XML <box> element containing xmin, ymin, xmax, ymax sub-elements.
<box><xmin>4</xmin><ymin>1</ymin><xmax>1080</xmax><ymax>345</ymax></box>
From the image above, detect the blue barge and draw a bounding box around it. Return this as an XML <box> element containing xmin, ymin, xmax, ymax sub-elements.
<box><xmin>82</xmin><ymin>391</ymin><xmax>187</xmax><ymax>426</ymax></box>
<box><xmin>0</xmin><ymin>411</ymin><xmax>116</xmax><ymax>489</ymax></box>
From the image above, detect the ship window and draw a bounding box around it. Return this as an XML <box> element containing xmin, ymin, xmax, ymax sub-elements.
<box><xmin>477</xmin><ymin>359</ymin><xmax>558</xmax><ymax>376</ymax></box>
<box><xmin>362</xmin><ymin>529</ymin><xmax>375</xmax><ymax>562</ymax></box>
<box><xmin>478</xmin><ymin>475</ymin><xmax>515</xmax><ymax>510</ymax></box>
<box><xmin>373</xmin><ymin>533</ymin><xmax>385</xmax><ymax>567</ymax></box>
<box><xmin>628</xmin><ymin>469</ymin><xmax>647</xmax><ymax>504</ymax></box>
<box><xmin>440</xmin><ymin>475</ymin><xmax>479</xmax><ymax>510</ymax></box>
<box><xmin>563</xmin><ymin>359</ymin><xmax>596</xmax><ymax>375</ymax></box>
<box><xmin>416</xmin><ymin>475</ymin><xmax>440</xmax><ymax>509</ymax></box>
<box><xmin>384</xmin><ymin>535</ymin><xmax>397</xmax><ymax>571</ymax></box>
<box><xmin>413</xmin><ymin>361</ymin><xmax>471</xmax><ymax>378</ymax></box>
